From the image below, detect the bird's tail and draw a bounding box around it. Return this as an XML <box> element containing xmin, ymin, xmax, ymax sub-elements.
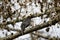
<box><xmin>21</xmin><ymin>29</ymin><xmax>24</xmax><ymax>35</ymax></box>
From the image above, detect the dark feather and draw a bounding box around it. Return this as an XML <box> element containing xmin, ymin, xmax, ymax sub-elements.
<box><xmin>21</xmin><ymin>17</ymin><xmax>31</xmax><ymax>34</ymax></box>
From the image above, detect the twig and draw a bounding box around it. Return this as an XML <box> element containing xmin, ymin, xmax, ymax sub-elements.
<box><xmin>1</xmin><ymin>13</ymin><xmax>60</xmax><ymax>40</ymax></box>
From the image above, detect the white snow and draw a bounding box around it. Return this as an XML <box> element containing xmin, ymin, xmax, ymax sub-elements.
<box><xmin>14</xmin><ymin>22</ymin><xmax>22</xmax><ymax>30</ymax></box>
<box><xmin>31</xmin><ymin>17</ymin><xmax>44</xmax><ymax>26</ymax></box>
<box><xmin>14</xmin><ymin>3</ymin><xmax>20</xmax><ymax>10</ymax></box>
<box><xmin>8</xmin><ymin>24</ymin><xmax>14</xmax><ymax>28</ymax></box>
<box><xmin>0</xmin><ymin>0</ymin><xmax>60</xmax><ymax>40</ymax></box>
<box><xmin>0</xmin><ymin>16</ymin><xmax>3</xmax><ymax>23</ymax></box>
<box><xmin>14</xmin><ymin>34</ymin><xmax>31</xmax><ymax>40</ymax></box>
<box><xmin>11</xmin><ymin>0</ymin><xmax>17</xmax><ymax>4</ymax></box>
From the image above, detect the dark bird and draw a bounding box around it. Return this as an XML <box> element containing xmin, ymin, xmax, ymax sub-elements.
<box><xmin>21</xmin><ymin>16</ymin><xmax>31</xmax><ymax>35</ymax></box>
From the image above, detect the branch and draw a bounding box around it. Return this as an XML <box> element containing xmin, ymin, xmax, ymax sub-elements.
<box><xmin>3</xmin><ymin>26</ymin><xmax>21</xmax><ymax>32</ymax></box>
<box><xmin>1</xmin><ymin>6</ymin><xmax>59</xmax><ymax>26</ymax></box>
<box><xmin>32</xmin><ymin>32</ymin><xmax>49</xmax><ymax>39</ymax></box>
<box><xmin>1</xmin><ymin>13</ymin><xmax>60</xmax><ymax>40</ymax></box>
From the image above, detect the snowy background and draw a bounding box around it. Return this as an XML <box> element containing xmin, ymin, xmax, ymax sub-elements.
<box><xmin>0</xmin><ymin>0</ymin><xmax>60</xmax><ymax>40</ymax></box>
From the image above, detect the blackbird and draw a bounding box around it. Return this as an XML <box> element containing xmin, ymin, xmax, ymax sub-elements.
<box><xmin>21</xmin><ymin>16</ymin><xmax>31</xmax><ymax>34</ymax></box>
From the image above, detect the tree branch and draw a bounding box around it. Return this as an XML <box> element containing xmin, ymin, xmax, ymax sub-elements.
<box><xmin>0</xmin><ymin>13</ymin><xmax>60</xmax><ymax>40</ymax></box>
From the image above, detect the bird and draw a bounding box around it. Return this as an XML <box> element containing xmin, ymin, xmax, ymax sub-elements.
<box><xmin>21</xmin><ymin>16</ymin><xmax>31</xmax><ymax>35</ymax></box>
